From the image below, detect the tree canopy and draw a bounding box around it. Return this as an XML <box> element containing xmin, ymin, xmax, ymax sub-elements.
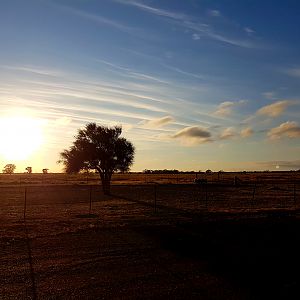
<box><xmin>59</xmin><ymin>123</ymin><xmax>135</xmax><ymax>194</ymax></box>
<box><xmin>2</xmin><ymin>164</ymin><xmax>16</xmax><ymax>174</ymax></box>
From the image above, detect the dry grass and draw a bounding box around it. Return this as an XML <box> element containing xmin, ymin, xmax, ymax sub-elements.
<box><xmin>0</xmin><ymin>173</ymin><xmax>299</xmax><ymax>299</ymax></box>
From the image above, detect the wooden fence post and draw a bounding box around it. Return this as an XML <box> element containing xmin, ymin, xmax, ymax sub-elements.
<box><xmin>89</xmin><ymin>185</ymin><xmax>92</xmax><ymax>214</ymax></box>
<box><xmin>24</xmin><ymin>187</ymin><xmax>27</xmax><ymax>220</ymax></box>
<box><xmin>294</xmin><ymin>183</ymin><xmax>296</xmax><ymax>209</ymax></box>
<box><xmin>205</xmin><ymin>183</ymin><xmax>208</xmax><ymax>209</ymax></box>
<box><xmin>154</xmin><ymin>184</ymin><xmax>157</xmax><ymax>213</ymax></box>
<box><xmin>252</xmin><ymin>182</ymin><xmax>256</xmax><ymax>204</ymax></box>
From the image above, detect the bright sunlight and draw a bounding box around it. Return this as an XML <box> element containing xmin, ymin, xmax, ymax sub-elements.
<box><xmin>0</xmin><ymin>116</ymin><xmax>44</xmax><ymax>161</ymax></box>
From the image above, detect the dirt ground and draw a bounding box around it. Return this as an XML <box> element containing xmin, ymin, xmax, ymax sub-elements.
<box><xmin>0</xmin><ymin>184</ymin><xmax>299</xmax><ymax>299</ymax></box>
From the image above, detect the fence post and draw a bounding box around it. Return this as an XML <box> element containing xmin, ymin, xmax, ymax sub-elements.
<box><xmin>294</xmin><ymin>183</ymin><xmax>296</xmax><ymax>210</ymax></box>
<box><xmin>24</xmin><ymin>187</ymin><xmax>27</xmax><ymax>220</ymax></box>
<box><xmin>89</xmin><ymin>185</ymin><xmax>92</xmax><ymax>214</ymax></box>
<box><xmin>137</xmin><ymin>185</ymin><xmax>140</xmax><ymax>201</ymax></box>
<box><xmin>252</xmin><ymin>182</ymin><xmax>256</xmax><ymax>204</ymax></box>
<box><xmin>154</xmin><ymin>184</ymin><xmax>157</xmax><ymax>213</ymax></box>
<box><xmin>205</xmin><ymin>183</ymin><xmax>208</xmax><ymax>209</ymax></box>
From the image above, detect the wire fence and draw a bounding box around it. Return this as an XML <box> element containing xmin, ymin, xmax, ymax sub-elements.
<box><xmin>0</xmin><ymin>182</ymin><xmax>299</xmax><ymax>222</ymax></box>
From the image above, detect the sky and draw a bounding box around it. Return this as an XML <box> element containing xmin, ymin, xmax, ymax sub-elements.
<box><xmin>0</xmin><ymin>0</ymin><xmax>300</xmax><ymax>173</ymax></box>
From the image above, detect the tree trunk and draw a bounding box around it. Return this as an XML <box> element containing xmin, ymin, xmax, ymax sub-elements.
<box><xmin>99</xmin><ymin>171</ymin><xmax>112</xmax><ymax>195</ymax></box>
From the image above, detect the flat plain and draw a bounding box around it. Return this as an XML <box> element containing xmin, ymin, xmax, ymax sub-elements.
<box><xmin>0</xmin><ymin>172</ymin><xmax>299</xmax><ymax>299</ymax></box>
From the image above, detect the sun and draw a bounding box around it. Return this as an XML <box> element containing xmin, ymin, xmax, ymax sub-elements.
<box><xmin>0</xmin><ymin>116</ymin><xmax>44</xmax><ymax>161</ymax></box>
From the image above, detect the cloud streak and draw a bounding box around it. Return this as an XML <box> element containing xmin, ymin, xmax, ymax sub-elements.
<box><xmin>52</xmin><ymin>2</ymin><xmax>144</xmax><ymax>36</ymax></box>
<box><xmin>284</xmin><ymin>68</ymin><xmax>300</xmax><ymax>78</ymax></box>
<box><xmin>141</xmin><ymin>116</ymin><xmax>174</xmax><ymax>128</ymax></box>
<box><xmin>114</xmin><ymin>0</ymin><xmax>257</xmax><ymax>48</ymax></box>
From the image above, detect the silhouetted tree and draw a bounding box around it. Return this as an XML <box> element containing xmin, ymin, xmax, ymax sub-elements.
<box><xmin>26</xmin><ymin>167</ymin><xmax>32</xmax><ymax>174</ymax></box>
<box><xmin>3</xmin><ymin>164</ymin><xmax>16</xmax><ymax>174</ymax></box>
<box><xmin>42</xmin><ymin>168</ymin><xmax>49</xmax><ymax>174</ymax></box>
<box><xmin>59</xmin><ymin>123</ymin><xmax>135</xmax><ymax>195</ymax></box>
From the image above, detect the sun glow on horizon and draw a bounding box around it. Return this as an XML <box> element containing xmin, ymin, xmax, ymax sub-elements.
<box><xmin>0</xmin><ymin>116</ymin><xmax>44</xmax><ymax>161</ymax></box>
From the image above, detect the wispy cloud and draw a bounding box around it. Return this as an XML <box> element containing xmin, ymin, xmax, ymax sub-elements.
<box><xmin>262</xmin><ymin>91</ymin><xmax>276</xmax><ymax>100</ymax></box>
<box><xmin>173</xmin><ymin>126</ymin><xmax>213</xmax><ymax>145</ymax></box>
<box><xmin>115</xmin><ymin>0</ymin><xmax>257</xmax><ymax>48</ymax></box>
<box><xmin>114</xmin><ymin>0</ymin><xmax>188</xmax><ymax>21</ymax></box>
<box><xmin>192</xmin><ymin>33</ymin><xmax>201</xmax><ymax>40</ymax></box>
<box><xmin>268</xmin><ymin>121</ymin><xmax>300</xmax><ymax>140</ymax></box>
<box><xmin>54</xmin><ymin>116</ymin><xmax>72</xmax><ymax>126</ymax></box>
<box><xmin>96</xmin><ymin>59</ymin><xmax>169</xmax><ymax>84</ymax></box>
<box><xmin>161</xmin><ymin>63</ymin><xmax>204</xmax><ymax>80</ymax></box>
<box><xmin>284</xmin><ymin>68</ymin><xmax>300</xmax><ymax>78</ymax></box>
<box><xmin>141</xmin><ymin>116</ymin><xmax>174</xmax><ymax>128</ymax></box>
<box><xmin>244</xmin><ymin>27</ymin><xmax>255</xmax><ymax>35</ymax></box>
<box><xmin>257</xmin><ymin>100</ymin><xmax>292</xmax><ymax>117</ymax></box>
<box><xmin>2</xmin><ymin>65</ymin><xmax>63</xmax><ymax>77</ymax></box>
<box><xmin>52</xmin><ymin>2</ymin><xmax>142</xmax><ymax>36</ymax></box>
<box><xmin>208</xmin><ymin>10</ymin><xmax>221</xmax><ymax>17</ymax></box>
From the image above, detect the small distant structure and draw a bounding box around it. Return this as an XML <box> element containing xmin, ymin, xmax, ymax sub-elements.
<box><xmin>205</xmin><ymin>169</ymin><xmax>212</xmax><ymax>174</ymax></box>
<box><xmin>26</xmin><ymin>167</ymin><xmax>32</xmax><ymax>174</ymax></box>
<box><xmin>194</xmin><ymin>178</ymin><xmax>207</xmax><ymax>184</ymax></box>
<box><xmin>42</xmin><ymin>168</ymin><xmax>49</xmax><ymax>174</ymax></box>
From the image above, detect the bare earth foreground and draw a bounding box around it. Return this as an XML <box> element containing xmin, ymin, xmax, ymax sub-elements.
<box><xmin>0</xmin><ymin>173</ymin><xmax>299</xmax><ymax>299</ymax></box>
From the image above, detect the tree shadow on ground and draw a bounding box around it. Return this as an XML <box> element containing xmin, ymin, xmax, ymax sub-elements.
<box><xmin>136</xmin><ymin>217</ymin><xmax>300</xmax><ymax>300</ymax></box>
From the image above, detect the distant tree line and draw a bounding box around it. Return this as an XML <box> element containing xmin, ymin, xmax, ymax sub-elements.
<box><xmin>142</xmin><ymin>169</ymin><xmax>202</xmax><ymax>174</ymax></box>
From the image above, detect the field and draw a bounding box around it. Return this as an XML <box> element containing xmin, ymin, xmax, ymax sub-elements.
<box><xmin>0</xmin><ymin>172</ymin><xmax>299</xmax><ymax>299</ymax></box>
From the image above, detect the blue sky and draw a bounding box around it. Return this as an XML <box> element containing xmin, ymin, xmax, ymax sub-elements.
<box><xmin>0</xmin><ymin>0</ymin><xmax>300</xmax><ymax>172</ymax></box>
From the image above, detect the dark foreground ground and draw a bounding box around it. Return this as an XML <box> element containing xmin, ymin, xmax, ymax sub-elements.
<box><xmin>0</xmin><ymin>185</ymin><xmax>299</xmax><ymax>299</ymax></box>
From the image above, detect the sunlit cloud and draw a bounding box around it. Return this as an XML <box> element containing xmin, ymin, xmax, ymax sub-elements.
<box><xmin>267</xmin><ymin>121</ymin><xmax>300</xmax><ymax>140</ymax></box>
<box><xmin>213</xmin><ymin>100</ymin><xmax>246</xmax><ymax>117</ymax></box>
<box><xmin>257</xmin><ymin>100</ymin><xmax>292</xmax><ymax>117</ymax></box>
<box><xmin>219</xmin><ymin>127</ymin><xmax>237</xmax><ymax>140</ymax></box>
<box><xmin>173</xmin><ymin>126</ymin><xmax>212</xmax><ymax>145</ymax></box>
<box><xmin>240</xmin><ymin>127</ymin><xmax>254</xmax><ymax>138</ymax></box>
<box><xmin>141</xmin><ymin>116</ymin><xmax>174</xmax><ymax>128</ymax></box>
